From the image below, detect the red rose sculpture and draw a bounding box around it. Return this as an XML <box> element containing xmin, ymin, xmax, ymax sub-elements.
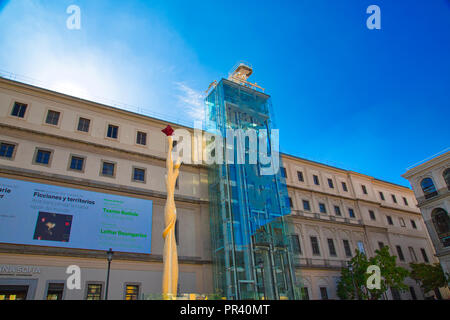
<box><xmin>162</xmin><ymin>125</ymin><xmax>174</xmax><ymax>136</ymax></box>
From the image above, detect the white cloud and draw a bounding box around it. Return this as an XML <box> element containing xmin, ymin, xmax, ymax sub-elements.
<box><xmin>174</xmin><ymin>82</ymin><xmax>205</xmax><ymax>123</ymax></box>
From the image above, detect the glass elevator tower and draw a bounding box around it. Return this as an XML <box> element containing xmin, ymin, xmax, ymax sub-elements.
<box><xmin>205</xmin><ymin>64</ymin><xmax>301</xmax><ymax>300</ymax></box>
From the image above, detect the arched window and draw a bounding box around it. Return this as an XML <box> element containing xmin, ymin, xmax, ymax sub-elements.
<box><xmin>431</xmin><ymin>208</ymin><xmax>450</xmax><ymax>247</ymax></box>
<box><xmin>443</xmin><ymin>168</ymin><xmax>450</xmax><ymax>190</ymax></box>
<box><xmin>421</xmin><ymin>178</ymin><xmax>438</xmax><ymax>199</ymax></box>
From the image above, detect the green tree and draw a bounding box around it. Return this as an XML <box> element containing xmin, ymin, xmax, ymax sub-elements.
<box><xmin>337</xmin><ymin>246</ymin><xmax>409</xmax><ymax>300</ymax></box>
<box><xmin>410</xmin><ymin>262</ymin><xmax>449</xmax><ymax>299</ymax></box>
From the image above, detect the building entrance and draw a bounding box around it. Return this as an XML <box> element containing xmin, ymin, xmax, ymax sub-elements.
<box><xmin>0</xmin><ymin>285</ymin><xmax>29</xmax><ymax>300</ymax></box>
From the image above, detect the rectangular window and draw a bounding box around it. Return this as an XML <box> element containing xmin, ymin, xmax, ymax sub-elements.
<box><xmin>403</xmin><ymin>197</ymin><xmax>409</xmax><ymax>206</ymax></box>
<box><xmin>313</xmin><ymin>175</ymin><xmax>320</xmax><ymax>185</ymax></box>
<box><xmin>136</xmin><ymin>131</ymin><xmax>147</xmax><ymax>145</ymax></box>
<box><xmin>357</xmin><ymin>241</ymin><xmax>365</xmax><ymax>254</ymax></box>
<box><xmin>0</xmin><ymin>142</ymin><xmax>15</xmax><ymax>159</ymax></box>
<box><xmin>327</xmin><ymin>238</ymin><xmax>337</xmax><ymax>256</ymax></box>
<box><xmin>409</xmin><ymin>287</ymin><xmax>417</xmax><ymax>300</ymax></box>
<box><xmin>399</xmin><ymin>218</ymin><xmax>406</xmax><ymax>227</ymax></box>
<box><xmin>319</xmin><ymin>203</ymin><xmax>327</xmax><ymax>214</ymax></box>
<box><xmin>11</xmin><ymin>102</ymin><xmax>27</xmax><ymax>118</ymax></box>
<box><xmin>391</xmin><ymin>194</ymin><xmax>397</xmax><ymax>203</ymax></box>
<box><xmin>280</xmin><ymin>167</ymin><xmax>287</xmax><ymax>178</ymax></box>
<box><xmin>369</xmin><ymin>210</ymin><xmax>376</xmax><ymax>220</ymax></box>
<box><xmin>409</xmin><ymin>247</ymin><xmax>417</xmax><ymax>262</ymax></box>
<box><xmin>411</xmin><ymin>220</ymin><xmax>417</xmax><ymax>229</ymax></box>
<box><xmin>348</xmin><ymin>208</ymin><xmax>355</xmax><ymax>218</ymax></box>
<box><xmin>319</xmin><ymin>287</ymin><xmax>328</xmax><ymax>300</ymax></box>
<box><xmin>77</xmin><ymin>117</ymin><xmax>90</xmax><ymax>132</ymax></box>
<box><xmin>391</xmin><ymin>287</ymin><xmax>401</xmax><ymax>300</ymax></box>
<box><xmin>301</xmin><ymin>287</ymin><xmax>309</xmax><ymax>300</ymax></box>
<box><xmin>362</xmin><ymin>185</ymin><xmax>368</xmax><ymax>194</ymax></box>
<box><xmin>420</xmin><ymin>248</ymin><xmax>429</xmax><ymax>263</ymax></box>
<box><xmin>291</xmin><ymin>234</ymin><xmax>302</xmax><ymax>255</ymax></box>
<box><xmin>45</xmin><ymin>110</ymin><xmax>60</xmax><ymax>125</ymax></box>
<box><xmin>378</xmin><ymin>242</ymin><xmax>385</xmax><ymax>250</ymax></box>
<box><xmin>343</xmin><ymin>239</ymin><xmax>352</xmax><ymax>257</ymax></box>
<box><xmin>69</xmin><ymin>156</ymin><xmax>84</xmax><ymax>171</ymax></box>
<box><xmin>387</xmin><ymin>216</ymin><xmax>393</xmax><ymax>225</ymax></box>
<box><xmin>342</xmin><ymin>182</ymin><xmax>348</xmax><ymax>192</ymax></box>
<box><xmin>396</xmin><ymin>245</ymin><xmax>405</xmax><ymax>261</ymax></box>
<box><xmin>334</xmin><ymin>205</ymin><xmax>341</xmax><ymax>216</ymax></box>
<box><xmin>302</xmin><ymin>200</ymin><xmax>311</xmax><ymax>211</ymax></box>
<box><xmin>379</xmin><ymin>191</ymin><xmax>385</xmax><ymax>201</ymax></box>
<box><xmin>328</xmin><ymin>178</ymin><xmax>334</xmax><ymax>189</ymax></box>
<box><xmin>310</xmin><ymin>236</ymin><xmax>320</xmax><ymax>255</ymax></box>
<box><xmin>175</xmin><ymin>177</ymin><xmax>179</xmax><ymax>190</ymax></box>
<box><xmin>101</xmin><ymin>161</ymin><xmax>115</xmax><ymax>177</ymax></box>
<box><xmin>133</xmin><ymin>167</ymin><xmax>146</xmax><ymax>182</ymax></box>
<box><xmin>46</xmin><ymin>283</ymin><xmax>64</xmax><ymax>300</ymax></box>
<box><xmin>35</xmin><ymin>149</ymin><xmax>51</xmax><ymax>165</ymax></box>
<box><xmin>86</xmin><ymin>284</ymin><xmax>102</xmax><ymax>300</ymax></box>
<box><xmin>107</xmin><ymin>124</ymin><xmax>118</xmax><ymax>139</ymax></box>
<box><xmin>125</xmin><ymin>285</ymin><xmax>139</xmax><ymax>300</ymax></box>
<box><xmin>297</xmin><ymin>171</ymin><xmax>304</xmax><ymax>182</ymax></box>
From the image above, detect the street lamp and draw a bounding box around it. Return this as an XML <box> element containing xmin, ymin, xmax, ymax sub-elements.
<box><xmin>347</xmin><ymin>261</ymin><xmax>359</xmax><ymax>300</ymax></box>
<box><xmin>105</xmin><ymin>248</ymin><xmax>114</xmax><ymax>300</ymax></box>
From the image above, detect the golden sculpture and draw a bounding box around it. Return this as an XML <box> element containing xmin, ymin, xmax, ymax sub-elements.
<box><xmin>161</xmin><ymin>125</ymin><xmax>181</xmax><ymax>300</ymax></box>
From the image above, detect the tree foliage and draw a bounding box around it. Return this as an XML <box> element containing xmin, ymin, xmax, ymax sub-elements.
<box><xmin>409</xmin><ymin>262</ymin><xmax>449</xmax><ymax>294</ymax></box>
<box><xmin>337</xmin><ymin>246</ymin><xmax>409</xmax><ymax>300</ymax></box>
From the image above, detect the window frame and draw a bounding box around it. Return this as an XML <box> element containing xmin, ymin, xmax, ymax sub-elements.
<box><xmin>44</xmin><ymin>281</ymin><xmax>65</xmax><ymax>300</ymax></box>
<box><xmin>135</xmin><ymin>130</ymin><xmax>148</xmax><ymax>146</ymax></box>
<box><xmin>100</xmin><ymin>160</ymin><xmax>116</xmax><ymax>178</ymax></box>
<box><xmin>123</xmin><ymin>283</ymin><xmax>141</xmax><ymax>300</ymax></box>
<box><xmin>0</xmin><ymin>141</ymin><xmax>18</xmax><ymax>160</ymax></box>
<box><xmin>67</xmin><ymin>154</ymin><xmax>86</xmax><ymax>173</ymax></box>
<box><xmin>310</xmin><ymin>236</ymin><xmax>321</xmax><ymax>256</ymax></box>
<box><xmin>132</xmin><ymin>166</ymin><xmax>146</xmax><ymax>183</ymax></box>
<box><xmin>44</xmin><ymin>109</ymin><xmax>61</xmax><ymax>127</ymax></box>
<box><xmin>106</xmin><ymin>123</ymin><xmax>119</xmax><ymax>140</ymax></box>
<box><xmin>77</xmin><ymin>116</ymin><xmax>91</xmax><ymax>133</ymax></box>
<box><xmin>302</xmin><ymin>199</ymin><xmax>311</xmax><ymax>211</ymax></box>
<box><xmin>297</xmin><ymin>171</ymin><xmax>304</xmax><ymax>182</ymax></box>
<box><xmin>9</xmin><ymin>101</ymin><xmax>29</xmax><ymax>119</ymax></box>
<box><xmin>33</xmin><ymin>147</ymin><xmax>53</xmax><ymax>167</ymax></box>
<box><xmin>84</xmin><ymin>282</ymin><xmax>104</xmax><ymax>300</ymax></box>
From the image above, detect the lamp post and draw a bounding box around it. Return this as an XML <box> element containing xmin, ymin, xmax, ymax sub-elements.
<box><xmin>348</xmin><ymin>261</ymin><xmax>359</xmax><ymax>300</ymax></box>
<box><xmin>105</xmin><ymin>248</ymin><xmax>114</xmax><ymax>300</ymax></box>
<box><xmin>258</xmin><ymin>260</ymin><xmax>266</xmax><ymax>300</ymax></box>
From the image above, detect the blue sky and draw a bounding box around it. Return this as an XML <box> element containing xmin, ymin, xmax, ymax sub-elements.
<box><xmin>0</xmin><ymin>0</ymin><xmax>449</xmax><ymax>187</ymax></box>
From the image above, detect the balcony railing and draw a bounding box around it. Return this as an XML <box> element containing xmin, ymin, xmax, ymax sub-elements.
<box><xmin>289</xmin><ymin>209</ymin><xmax>362</xmax><ymax>225</ymax></box>
<box><xmin>293</xmin><ymin>257</ymin><xmax>348</xmax><ymax>269</ymax></box>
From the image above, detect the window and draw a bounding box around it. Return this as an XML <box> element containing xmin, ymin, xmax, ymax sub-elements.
<box><xmin>421</xmin><ymin>178</ymin><xmax>438</xmax><ymax>199</ymax></box>
<box><xmin>280</xmin><ymin>167</ymin><xmax>287</xmax><ymax>178</ymax></box>
<box><xmin>288</xmin><ymin>197</ymin><xmax>293</xmax><ymax>208</ymax></box>
<box><xmin>46</xmin><ymin>283</ymin><xmax>64</xmax><ymax>300</ymax></box>
<box><xmin>0</xmin><ymin>142</ymin><xmax>15</xmax><ymax>159</ymax></box>
<box><xmin>342</xmin><ymin>182</ymin><xmax>348</xmax><ymax>192</ymax></box>
<box><xmin>343</xmin><ymin>240</ymin><xmax>352</xmax><ymax>257</ymax></box>
<box><xmin>291</xmin><ymin>234</ymin><xmax>302</xmax><ymax>255</ymax></box>
<box><xmin>327</xmin><ymin>238</ymin><xmax>337</xmax><ymax>256</ymax></box>
<box><xmin>403</xmin><ymin>197</ymin><xmax>409</xmax><ymax>206</ymax></box>
<box><xmin>348</xmin><ymin>208</ymin><xmax>355</xmax><ymax>218</ymax></box>
<box><xmin>369</xmin><ymin>210</ymin><xmax>376</xmax><ymax>220</ymax></box>
<box><xmin>124</xmin><ymin>285</ymin><xmax>139</xmax><ymax>300</ymax></box>
<box><xmin>136</xmin><ymin>131</ymin><xmax>147</xmax><ymax>146</ymax></box>
<box><xmin>34</xmin><ymin>149</ymin><xmax>51</xmax><ymax>165</ymax></box>
<box><xmin>411</xmin><ymin>220</ymin><xmax>417</xmax><ymax>229</ymax></box>
<box><xmin>297</xmin><ymin>171</ymin><xmax>304</xmax><ymax>182</ymax></box>
<box><xmin>399</xmin><ymin>218</ymin><xmax>406</xmax><ymax>227</ymax></box>
<box><xmin>379</xmin><ymin>191</ymin><xmax>385</xmax><ymax>201</ymax></box>
<box><xmin>357</xmin><ymin>241</ymin><xmax>365</xmax><ymax>254</ymax></box>
<box><xmin>443</xmin><ymin>168</ymin><xmax>450</xmax><ymax>190</ymax></box>
<box><xmin>301</xmin><ymin>287</ymin><xmax>309</xmax><ymax>300</ymax></box>
<box><xmin>45</xmin><ymin>110</ymin><xmax>60</xmax><ymax>125</ymax></box>
<box><xmin>362</xmin><ymin>185</ymin><xmax>368</xmax><ymax>194</ymax></box>
<box><xmin>107</xmin><ymin>124</ymin><xmax>118</xmax><ymax>139</ymax></box>
<box><xmin>69</xmin><ymin>156</ymin><xmax>84</xmax><ymax>171</ymax></box>
<box><xmin>133</xmin><ymin>167</ymin><xmax>146</xmax><ymax>182</ymax></box>
<box><xmin>334</xmin><ymin>205</ymin><xmax>341</xmax><ymax>216</ymax></box>
<box><xmin>396</xmin><ymin>245</ymin><xmax>405</xmax><ymax>261</ymax></box>
<box><xmin>391</xmin><ymin>287</ymin><xmax>401</xmax><ymax>300</ymax></box>
<box><xmin>378</xmin><ymin>242</ymin><xmax>385</xmax><ymax>250</ymax></box>
<box><xmin>319</xmin><ymin>203</ymin><xmax>327</xmax><ymax>214</ymax></box>
<box><xmin>86</xmin><ymin>283</ymin><xmax>102</xmax><ymax>300</ymax></box>
<box><xmin>420</xmin><ymin>248</ymin><xmax>429</xmax><ymax>263</ymax></box>
<box><xmin>391</xmin><ymin>194</ymin><xmax>397</xmax><ymax>203</ymax></box>
<box><xmin>431</xmin><ymin>208</ymin><xmax>450</xmax><ymax>246</ymax></box>
<box><xmin>11</xmin><ymin>102</ymin><xmax>27</xmax><ymax>118</ymax></box>
<box><xmin>319</xmin><ymin>287</ymin><xmax>328</xmax><ymax>300</ymax></box>
<box><xmin>328</xmin><ymin>178</ymin><xmax>334</xmax><ymax>189</ymax></box>
<box><xmin>77</xmin><ymin>117</ymin><xmax>90</xmax><ymax>132</ymax></box>
<box><xmin>175</xmin><ymin>176</ymin><xmax>179</xmax><ymax>190</ymax></box>
<box><xmin>302</xmin><ymin>200</ymin><xmax>311</xmax><ymax>211</ymax></box>
<box><xmin>409</xmin><ymin>287</ymin><xmax>417</xmax><ymax>300</ymax></box>
<box><xmin>313</xmin><ymin>175</ymin><xmax>320</xmax><ymax>185</ymax></box>
<box><xmin>101</xmin><ymin>161</ymin><xmax>115</xmax><ymax>177</ymax></box>
<box><xmin>409</xmin><ymin>247</ymin><xmax>417</xmax><ymax>262</ymax></box>
<box><xmin>386</xmin><ymin>216</ymin><xmax>393</xmax><ymax>225</ymax></box>
<box><xmin>310</xmin><ymin>236</ymin><xmax>320</xmax><ymax>255</ymax></box>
